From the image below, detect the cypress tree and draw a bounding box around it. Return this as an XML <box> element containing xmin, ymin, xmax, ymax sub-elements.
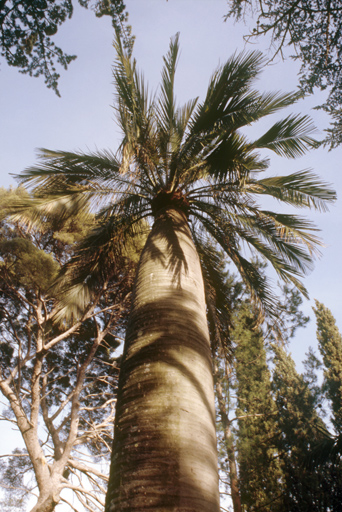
<box><xmin>233</xmin><ymin>303</ymin><xmax>284</xmax><ymax>511</ymax></box>
<box><xmin>314</xmin><ymin>301</ymin><xmax>342</xmax><ymax>432</ymax></box>
<box><xmin>272</xmin><ymin>344</ymin><xmax>342</xmax><ymax>511</ymax></box>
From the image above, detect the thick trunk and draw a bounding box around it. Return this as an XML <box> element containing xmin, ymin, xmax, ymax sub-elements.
<box><xmin>0</xmin><ymin>371</ymin><xmax>61</xmax><ymax>512</ymax></box>
<box><xmin>30</xmin><ymin>492</ymin><xmax>59</xmax><ymax>512</ymax></box>
<box><xmin>106</xmin><ymin>208</ymin><xmax>219</xmax><ymax>512</ymax></box>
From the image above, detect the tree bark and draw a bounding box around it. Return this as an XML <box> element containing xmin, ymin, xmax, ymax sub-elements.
<box><xmin>106</xmin><ymin>207</ymin><xmax>220</xmax><ymax>512</ymax></box>
<box><xmin>213</xmin><ymin>360</ymin><xmax>242</xmax><ymax>512</ymax></box>
<box><xmin>30</xmin><ymin>487</ymin><xmax>59</xmax><ymax>512</ymax></box>
<box><xmin>0</xmin><ymin>368</ymin><xmax>61</xmax><ymax>512</ymax></box>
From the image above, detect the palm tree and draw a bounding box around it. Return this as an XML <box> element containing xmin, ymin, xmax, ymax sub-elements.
<box><xmin>16</xmin><ymin>34</ymin><xmax>335</xmax><ymax>512</ymax></box>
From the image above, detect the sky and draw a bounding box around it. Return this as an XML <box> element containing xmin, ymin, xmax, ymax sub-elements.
<box><xmin>0</xmin><ymin>0</ymin><xmax>342</xmax><ymax>507</ymax></box>
<box><xmin>1</xmin><ymin>0</ymin><xmax>341</xmax><ymax>366</ymax></box>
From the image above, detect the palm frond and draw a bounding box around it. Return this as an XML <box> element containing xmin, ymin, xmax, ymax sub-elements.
<box><xmin>191</xmin><ymin>209</ymin><xmax>279</xmax><ymax>316</ymax></box>
<box><xmin>253</xmin><ymin>114</ymin><xmax>318</xmax><ymax>158</ymax></box>
<box><xmin>188</xmin><ymin>53</ymin><xmax>301</xmax><ymax>138</ymax></box>
<box><xmin>113</xmin><ymin>31</ymin><xmax>157</xmax><ymax>184</ymax></box>
<box><xmin>257</xmin><ymin>210</ymin><xmax>322</xmax><ymax>255</ymax></box>
<box><xmin>175</xmin><ymin>97</ymin><xmax>198</xmax><ymax>138</ymax></box>
<box><xmin>158</xmin><ymin>33</ymin><xmax>179</xmax><ymax>139</ymax></box>
<box><xmin>190</xmin><ymin>51</ymin><xmax>265</xmax><ymax>132</ymax></box>
<box><xmin>53</xmin><ymin>213</ymin><xmax>148</xmax><ymax>322</ymax></box>
<box><xmin>191</xmin><ymin>196</ymin><xmax>316</xmax><ymax>302</ymax></box>
<box><xmin>113</xmin><ymin>33</ymin><xmax>138</xmax><ymax>120</ymax></box>
<box><xmin>178</xmin><ymin>64</ymin><xmax>302</xmax><ymax>183</ymax></box>
<box><xmin>200</xmin><ymin>132</ymin><xmax>265</xmax><ymax>183</ymax></box>
<box><xmin>7</xmin><ymin>192</ymin><xmax>97</xmax><ymax>232</ymax></box>
<box><xmin>230</xmin><ymin>214</ymin><xmax>314</xmax><ymax>289</ymax></box>
<box><xmin>175</xmin><ymin>52</ymin><xmax>264</xmax><ymax>173</ymax></box>
<box><xmin>255</xmin><ymin>170</ymin><xmax>336</xmax><ymax>211</ymax></box>
<box><xmin>11</xmin><ymin>148</ymin><xmax>140</xmax><ymax>229</ymax></box>
<box><xmin>16</xmin><ymin>148</ymin><xmax>121</xmax><ymax>190</ymax></box>
<box><xmin>243</xmin><ymin>90</ymin><xmax>303</xmax><ymax>122</ymax></box>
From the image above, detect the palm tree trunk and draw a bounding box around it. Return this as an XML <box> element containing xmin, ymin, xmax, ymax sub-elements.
<box><xmin>106</xmin><ymin>207</ymin><xmax>220</xmax><ymax>512</ymax></box>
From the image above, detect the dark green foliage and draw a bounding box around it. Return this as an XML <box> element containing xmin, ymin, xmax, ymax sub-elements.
<box><xmin>214</xmin><ymin>274</ymin><xmax>309</xmax><ymax>511</ymax></box>
<box><xmin>272</xmin><ymin>344</ymin><xmax>342</xmax><ymax>511</ymax></box>
<box><xmin>0</xmin><ymin>237</ymin><xmax>59</xmax><ymax>291</ymax></box>
<box><xmin>314</xmin><ymin>301</ymin><xmax>342</xmax><ymax>432</ymax></box>
<box><xmin>215</xmin><ymin>277</ymin><xmax>342</xmax><ymax>511</ymax></box>
<box><xmin>233</xmin><ymin>303</ymin><xmax>284</xmax><ymax>511</ymax></box>
<box><xmin>306</xmin><ymin>303</ymin><xmax>342</xmax><ymax>473</ymax></box>
<box><xmin>303</xmin><ymin>346</ymin><xmax>324</xmax><ymax>407</ymax></box>
<box><xmin>0</xmin><ymin>0</ymin><xmax>133</xmax><ymax>95</ymax></box>
<box><xmin>225</xmin><ymin>0</ymin><xmax>342</xmax><ymax>148</ymax></box>
<box><xmin>0</xmin><ymin>342</ymin><xmax>13</xmax><ymax>370</ymax></box>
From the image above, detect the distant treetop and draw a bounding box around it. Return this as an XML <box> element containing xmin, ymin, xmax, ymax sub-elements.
<box><xmin>0</xmin><ymin>0</ymin><xmax>134</xmax><ymax>96</ymax></box>
<box><xmin>225</xmin><ymin>0</ymin><xmax>342</xmax><ymax>148</ymax></box>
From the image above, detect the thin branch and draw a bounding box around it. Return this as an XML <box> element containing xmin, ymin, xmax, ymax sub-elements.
<box><xmin>63</xmin><ymin>483</ymin><xmax>105</xmax><ymax>509</ymax></box>
<box><xmin>59</xmin><ymin>495</ymin><xmax>80</xmax><ymax>512</ymax></box>
<box><xmin>0</xmin><ymin>453</ymin><xmax>29</xmax><ymax>458</ymax></box>
<box><xmin>80</xmin><ymin>398</ymin><xmax>116</xmax><ymax>412</ymax></box>
<box><xmin>0</xmin><ymin>415</ymin><xmax>19</xmax><ymax>425</ymax></box>
<box><xmin>68</xmin><ymin>458</ymin><xmax>109</xmax><ymax>482</ymax></box>
<box><xmin>0</xmin><ymin>482</ymin><xmax>38</xmax><ymax>498</ymax></box>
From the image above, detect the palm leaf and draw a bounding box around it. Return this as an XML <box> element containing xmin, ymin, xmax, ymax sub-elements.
<box><xmin>191</xmin><ymin>208</ymin><xmax>279</xmax><ymax>315</ymax></box>
<box><xmin>255</xmin><ymin>170</ymin><xmax>336</xmax><ymax>211</ymax></box>
<box><xmin>10</xmin><ymin>32</ymin><xmax>337</xmax><ymax>325</ymax></box>
<box><xmin>157</xmin><ymin>33</ymin><xmax>179</xmax><ymax>141</ymax></box>
<box><xmin>252</xmin><ymin>114</ymin><xmax>318</xmax><ymax>157</ymax></box>
<box><xmin>53</xmin><ymin>213</ymin><xmax>148</xmax><ymax>322</ymax></box>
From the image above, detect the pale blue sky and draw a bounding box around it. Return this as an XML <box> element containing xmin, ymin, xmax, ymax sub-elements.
<box><xmin>1</xmin><ymin>0</ymin><xmax>341</xmax><ymax>369</ymax></box>
<box><xmin>1</xmin><ymin>1</ymin><xmax>342</xmax><ymax>509</ymax></box>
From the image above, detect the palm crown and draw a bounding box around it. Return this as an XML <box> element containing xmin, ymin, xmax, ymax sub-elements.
<box><xmin>16</xmin><ymin>33</ymin><xmax>335</xmax><ymax>318</ymax></box>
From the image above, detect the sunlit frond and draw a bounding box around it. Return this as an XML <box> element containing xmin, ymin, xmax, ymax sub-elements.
<box><xmin>158</xmin><ymin>33</ymin><xmax>179</xmax><ymax>138</ymax></box>
<box><xmin>53</xmin><ymin>213</ymin><xmax>149</xmax><ymax>322</ymax></box>
<box><xmin>255</xmin><ymin>170</ymin><xmax>336</xmax><ymax>211</ymax></box>
<box><xmin>253</xmin><ymin>114</ymin><xmax>318</xmax><ymax>157</ymax></box>
<box><xmin>12</xmin><ymin>33</ymin><xmax>336</xmax><ymax>322</ymax></box>
<box><xmin>8</xmin><ymin>192</ymin><xmax>97</xmax><ymax>232</ymax></box>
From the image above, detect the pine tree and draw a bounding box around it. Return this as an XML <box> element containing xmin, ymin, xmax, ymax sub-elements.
<box><xmin>0</xmin><ymin>188</ymin><xmax>135</xmax><ymax>512</ymax></box>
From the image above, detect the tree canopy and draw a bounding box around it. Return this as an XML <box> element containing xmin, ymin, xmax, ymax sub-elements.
<box><xmin>0</xmin><ymin>187</ymin><xmax>135</xmax><ymax>511</ymax></box>
<box><xmin>215</xmin><ymin>286</ymin><xmax>342</xmax><ymax>511</ymax></box>
<box><xmin>0</xmin><ymin>0</ymin><xmax>133</xmax><ymax>95</ymax></box>
<box><xmin>225</xmin><ymin>0</ymin><xmax>342</xmax><ymax>148</ymax></box>
<box><xmin>9</xmin><ymin>31</ymin><xmax>337</xmax><ymax>511</ymax></box>
<box><xmin>314</xmin><ymin>301</ymin><xmax>342</xmax><ymax>432</ymax></box>
<box><xmin>14</xmin><ymin>33</ymin><xmax>336</xmax><ymax>320</ymax></box>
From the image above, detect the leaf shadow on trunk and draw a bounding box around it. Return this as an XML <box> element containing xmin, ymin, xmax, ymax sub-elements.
<box><xmin>141</xmin><ymin>209</ymin><xmax>190</xmax><ymax>287</ymax></box>
<box><xmin>123</xmin><ymin>295</ymin><xmax>215</xmax><ymax>421</ymax></box>
<box><xmin>107</xmin><ymin>291</ymin><xmax>219</xmax><ymax>511</ymax></box>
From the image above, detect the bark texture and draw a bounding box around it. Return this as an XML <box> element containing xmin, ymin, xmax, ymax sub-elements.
<box><xmin>106</xmin><ymin>207</ymin><xmax>219</xmax><ymax>512</ymax></box>
<box><xmin>213</xmin><ymin>359</ymin><xmax>242</xmax><ymax>512</ymax></box>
